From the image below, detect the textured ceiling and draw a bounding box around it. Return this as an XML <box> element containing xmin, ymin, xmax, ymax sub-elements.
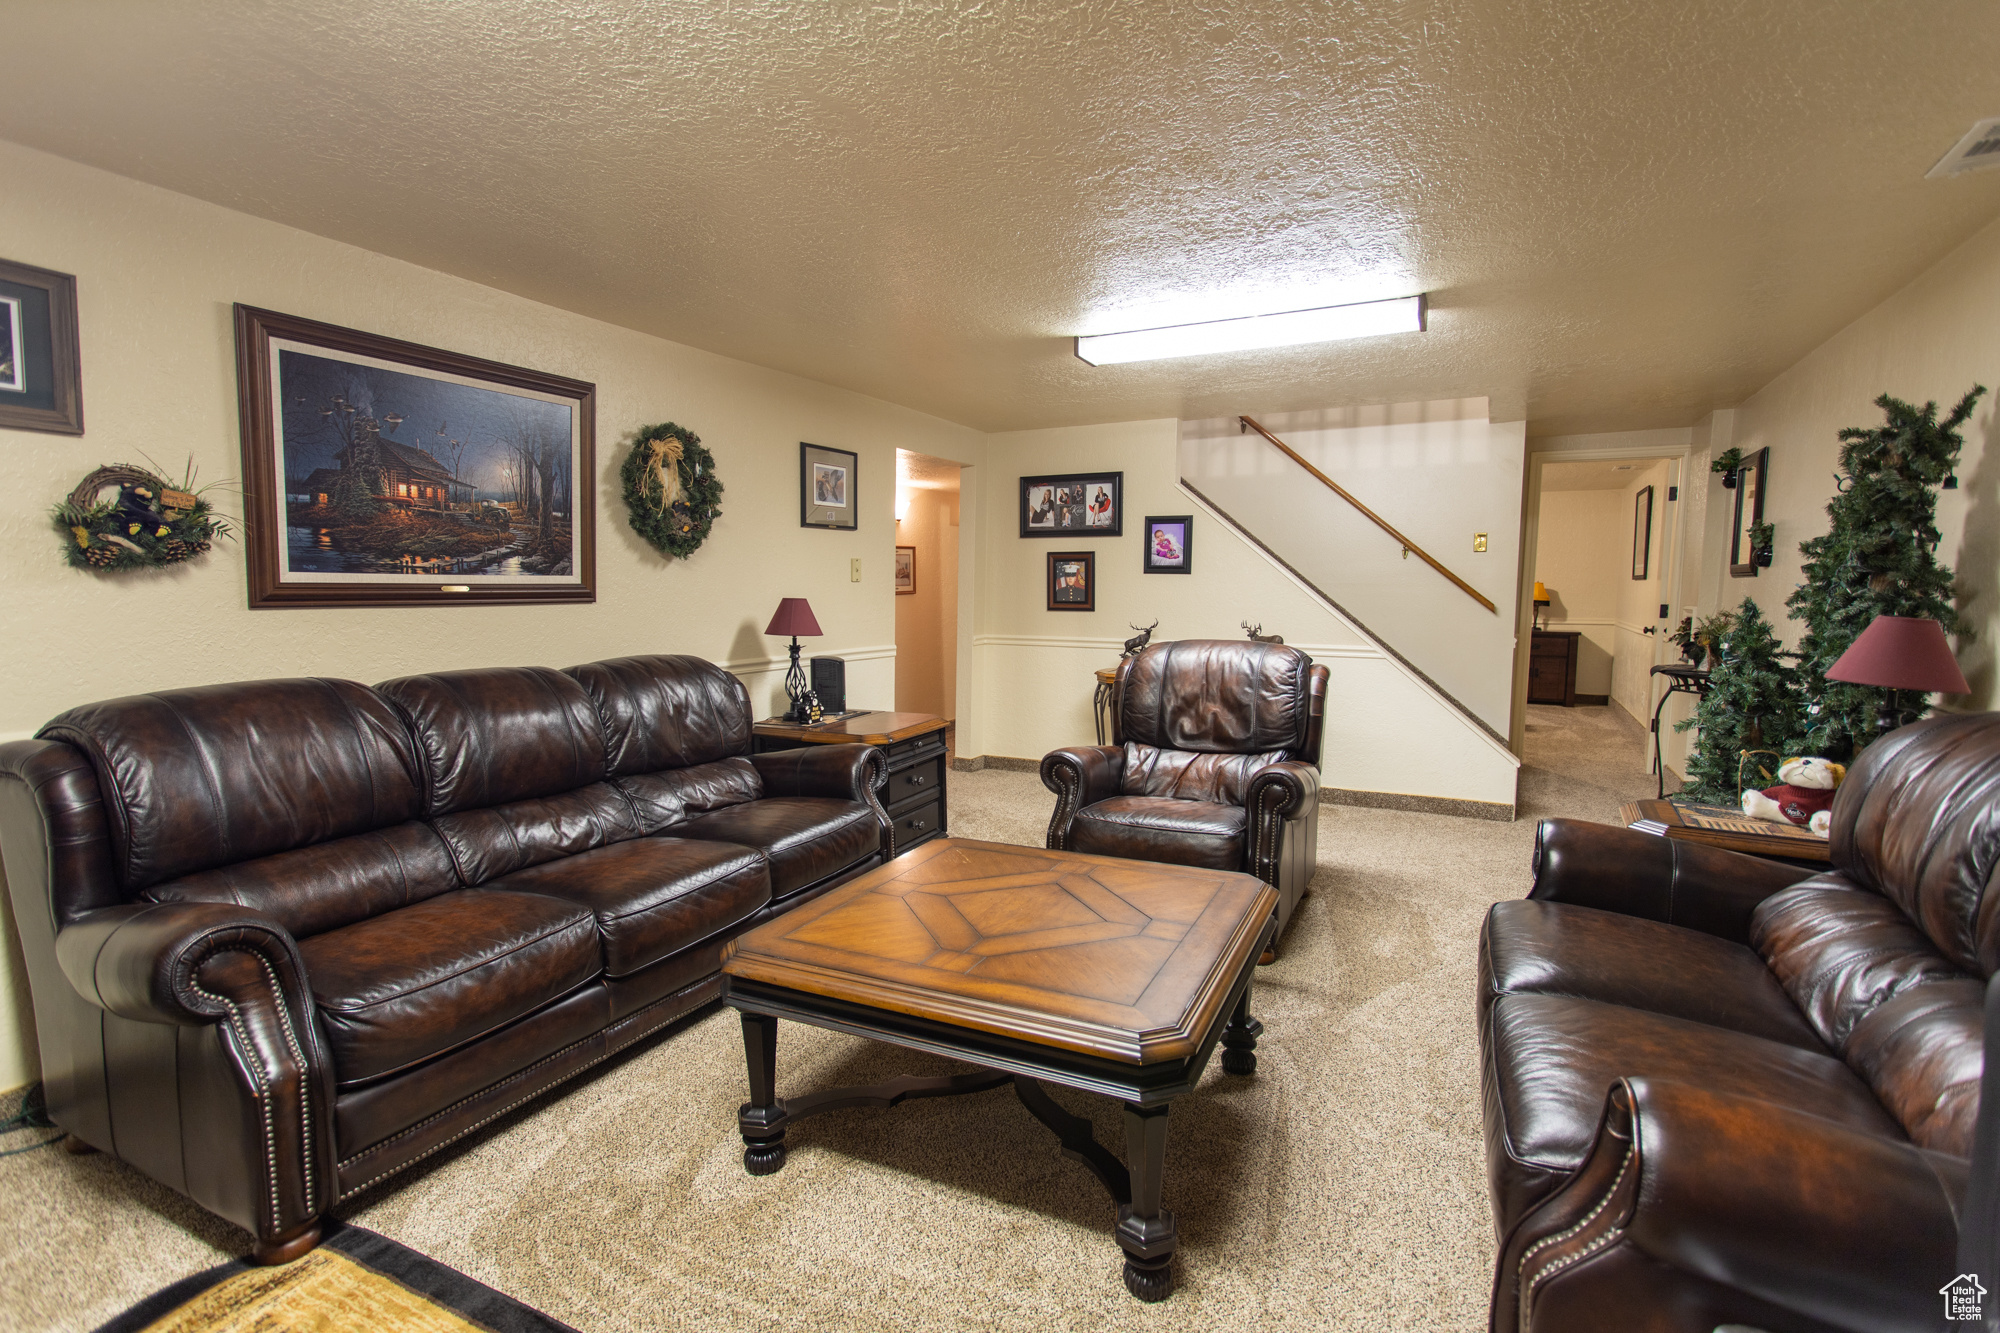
<box><xmin>1541</xmin><ymin>459</ymin><xmax>1669</xmax><ymax>492</ymax></box>
<box><xmin>2</xmin><ymin>1</ymin><xmax>1997</xmax><ymax>434</ymax></box>
<box><xmin>897</xmin><ymin>448</ymin><xmax>963</xmax><ymax>490</ymax></box>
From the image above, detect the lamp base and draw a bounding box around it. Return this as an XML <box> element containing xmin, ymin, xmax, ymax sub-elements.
<box><xmin>783</xmin><ymin>638</ymin><xmax>809</xmax><ymax>721</ymax></box>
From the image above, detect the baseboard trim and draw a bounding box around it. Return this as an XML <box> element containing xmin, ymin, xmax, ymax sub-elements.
<box><xmin>952</xmin><ymin>755</ymin><xmax>1041</xmax><ymax>773</ymax></box>
<box><xmin>1322</xmin><ymin>787</ymin><xmax>1516</xmax><ymax>822</ymax></box>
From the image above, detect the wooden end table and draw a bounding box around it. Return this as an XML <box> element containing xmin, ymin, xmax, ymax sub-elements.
<box><xmin>753</xmin><ymin>711</ymin><xmax>949</xmax><ymax>853</ymax></box>
<box><xmin>1619</xmin><ymin>797</ymin><xmax>1831</xmax><ymax>865</ymax></box>
<box><xmin>720</xmin><ymin>837</ymin><xmax>1277</xmax><ymax>1302</ymax></box>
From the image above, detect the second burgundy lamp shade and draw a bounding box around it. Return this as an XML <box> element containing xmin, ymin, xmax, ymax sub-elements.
<box><xmin>1826</xmin><ymin>614</ymin><xmax>1968</xmax><ymax>733</ymax></box>
<box><xmin>765</xmin><ymin>598</ymin><xmax>823</xmax><ymax>721</ymax></box>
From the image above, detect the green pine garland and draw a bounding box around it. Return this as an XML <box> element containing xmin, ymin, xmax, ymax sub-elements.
<box><xmin>1786</xmin><ymin>387</ymin><xmax>1984</xmax><ymax>759</ymax></box>
<box><xmin>1675</xmin><ymin>596</ymin><xmax>1802</xmax><ymax>805</ymax></box>
<box><xmin>621</xmin><ymin>422</ymin><xmax>723</xmax><ymax>559</ymax></box>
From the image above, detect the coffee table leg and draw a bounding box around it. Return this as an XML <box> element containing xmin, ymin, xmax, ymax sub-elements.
<box><xmin>1221</xmin><ymin>982</ymin><xmax>1262</xmax><ymax>1076</ymax></box>
<box><xmin>737</xmin><ymin>1012</ymin><xmax>788</xmax><ymax>1175</ymax></box>
<box><xmin>1116</xmin><ymin>1103</ymin><xmax>1176</xmax><ymax>1301</ymax></box>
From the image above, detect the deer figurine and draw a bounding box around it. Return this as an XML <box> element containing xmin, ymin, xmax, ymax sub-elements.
<box><xmin>1242</xmin><ymin>621</ymin><xmax>1285</xmax><ymax>645</ymax></box>
<box><xmin>1121</xmin><ymin>620</ymin><xmax>1158</xmax><ymax>659</ymax></box>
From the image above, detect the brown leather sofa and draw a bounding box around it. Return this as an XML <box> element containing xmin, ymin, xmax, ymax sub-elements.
<box><xmin>1479</xmin><ymin>710</ymin><xmax>2000</xmax><ymax>1332</ymax></box>
<box><xmin>0</xmin><ymin>654</ymin><xmax>888</xmax><ymax>1263</ymax></box>
<box><xmin>1041</xmin><ymin>640</ymin><xmax>1328</xmax><ymax>959</ymax></box>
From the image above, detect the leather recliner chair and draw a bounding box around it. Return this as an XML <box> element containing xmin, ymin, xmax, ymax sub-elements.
<box><xmin>1040</xmin><ymin>639</ymin><xmax>1328</xmax><ymax>960</ymax></box>
<box><xmin>1479</xmin><ymin>710</ymin><xmax>2000</xmax><ymax>1333</ymax></box>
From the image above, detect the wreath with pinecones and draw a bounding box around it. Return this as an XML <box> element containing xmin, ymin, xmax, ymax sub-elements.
<box><xmin>621</xmin><ymin>422</ymin><xmax>723</xmax><ymax>559</ymax></box>
<box><xmin>54</xmin><ymin>463</ymin><xmax>231</xmax><ymax>572</ymax></box>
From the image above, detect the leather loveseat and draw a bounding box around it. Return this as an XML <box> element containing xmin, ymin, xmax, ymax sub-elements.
<box><xmin>1042</xmin><ymin>639</ymin><xmax>1327</xmax><ymax>961</ymax></box>
<box><xmin>1478</xmin><ymin>710</ymin><xmax>2000</xmax><ymax>1332</ymax></box>
<box><xmin>0</xmin><ymin>654</ymin><xmax>888</xmax><ymax>1263</ymax></box>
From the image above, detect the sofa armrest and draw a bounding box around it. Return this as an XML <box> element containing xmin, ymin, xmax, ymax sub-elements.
<box><xmin>1499</xmin><ymin>1077</ymin><xmax>1960</xmax><ymax>1333</ymax></box>
<box><xmin>750</xmin><ymin>743</ymin><xmax>885</xmax><ymax>804</ymax></box>
<box><xmin>1246</xmin><ymin>760</ymin><xmax>1319</xmax><ymax>886</ymax></box>
<box><xmin>1529</xmin><ymin>818</ymin><xmax>1816</xmax><ymax>944</ymax></box>
<box><xmin>1041</xmin><ymin>745</ymin><xmax>1124</xmax><ymax>850</ymax></box>
<box><xmin>54</xmin><ymin>900</ymin><xmax>334</xmax><ymax>1246</ymax></box>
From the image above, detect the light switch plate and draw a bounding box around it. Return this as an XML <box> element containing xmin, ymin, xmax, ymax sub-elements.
<box><xmin>1472</xmin><ymin>532</ymin><xmax>1488</xmax><ymax>553</ymax></box>
<box><xmin>850</xmin><ymin>558</ymin><xmax>861</xmax><ymax>582</ymax></box>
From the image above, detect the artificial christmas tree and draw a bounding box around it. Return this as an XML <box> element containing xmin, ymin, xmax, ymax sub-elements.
<box><xmin>1788</xmin><ymin>386</ymin><xmax>1984</xmax><ymax>759</ymax></box>
<box><xmin>1675</xmin><ymin>596</ymin><xmax>1802</xmax><ymax>805</ymax></box>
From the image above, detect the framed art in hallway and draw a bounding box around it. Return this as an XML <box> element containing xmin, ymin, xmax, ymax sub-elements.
<box><xmin>233</xmin><ymin>304</ymin><xmax>596</xmax><ymax>609</ymax></box>
<box><xmin>801</xmin><ymin>442</ymin><xmax>859</xmax><ymax>529</ymax></box>
<box><xmin>1729</xmin><ymin>447</ymin><xmax>1769</xmax><ymax>577</ymax></box>
<box><xmin>1020</xmin><ymin>471</ymin><xmax>1122</xmax><ymax>537</ymax></box>
<box><xmin>1631</xmin><ymin>485</ymin><xmax>1652</xmax><ymax>580</ymax></box>
<box><xmin>895</xmin><ymin>545</ymin><xmax>915</xmax><ymax>594</ymax></box>
<box><xmin>1047</xmin><ymin>550</ymin><xmax>1094</xmax><ymax>610</ymax></box>
<box><xmin>1142</xmin><ymin>515</ymin><xmax>1191</xmax><ymax>573</ymax></box>
<box><xmin>0</xmin><ymin>257</ymin><xmax>83</xmax><ymax>434</ymax></box>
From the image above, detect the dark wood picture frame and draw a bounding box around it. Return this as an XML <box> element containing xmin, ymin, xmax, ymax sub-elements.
<box><xmin>1047</xmin><ymin>550</ymin><xmax>1095</xmax><ymax>611</ymax></box>
<box><xmin>233</xmin><ymin>304</ymin><xmax>596</xmax><ymax>609</ymax></box>
<box><xmin>801</xmin><ymin>442</ymin><xmax>859</xmax><ymax>530</ymax></box>
<box><xmin>1020</xmin><ymin>471</ymin><xmax>1122</xmax><ymax>537</ymax></box>
<box><xmin>1142</xmin><ymin>514</ymin><xmax>1192</xmax><ymax>574</ymax></box>
<box><xmin>895</xmin><ymin>544</ymin><xmax>916</xmax><ymax>594</ymax></box>
<box><xmin>1631</xmin><ymin>485</ymin><xmax>1653</xmax><ymax>580</ymax></box>
<box><xmin>0</xmin><ymin>257</ymin><xmax>83</xmax><ymax>434</ymax></box>
<box><xmin>1729</xmin><ymin>447</ymin><xmax>1769</xmax><ymax>578</ymax></box>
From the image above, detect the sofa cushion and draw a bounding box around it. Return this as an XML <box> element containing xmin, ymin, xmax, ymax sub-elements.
<box><xmin>430</xmin><ymin>782</ymin><xmax>641</xmax><ymax>885</ymax></box>
<box><xmin>1119</xmin><ymin>744</ymin><xmax>1288</xmax><ymax>806</ymax></box>
<box><xmin>564</xmin><ymin>654</ymin><xmax>754</xmax><ymax>775</ymax></box>
<box><xmin>1482</xmin><ymin>992</ymin><xmax>1903</xmax><ymax>1240</ymax></box>
<box><xmin>298</xmin><ymin>887</ymin><xmax>600</xmax><ymax>1085</ymax></box>
<box><xmin>1481</xmin><ymin>900</ymin><xmax>1824</xmax><ymax>1051</ymax></box>
<box><xmin>1069</xmin><ymin>796</ymin><xmax>1245</xmax><ymax>871</ymax></box>
<box><xmin>669</xmin><ymin>798</ymin><xmax>877</xmax><ymax>899</ymax></box>
<box><xmin>482</xmin><ymin>837</ymin><xmax>769</xmax><ymax>977</ymax></box>
<box><xmin>1753</xmin><ymin>883</ymin><xmax>1967</xmax><ymax>1049</ymax></box>
<box><xmin>38</xmin><ymin>677</ymin><xmax>424</xmax><ymax>892</ymax></box>
<box><xmin>1827</xmin><ymin>710</ymin><xmax>2000</xmax><ymax>975</ymax></box>
<box><xmin>1118</xmin><ymin>639</ymin><xmax>1314</xmax><ymax>755</ymax></box>
<box><xmin>145</xmin><ymin>820</ymin><xmax>459</xmax><ymax>939</ymax></box>
<box><xmin>614</xmin><ymin>757</ymin><xmax>764</xmax><ymax>836</ymax></box>
<box><xmin>375</xmin><ymin>666</ymin><xmax>610</xmax><ymax>815</ymax></box>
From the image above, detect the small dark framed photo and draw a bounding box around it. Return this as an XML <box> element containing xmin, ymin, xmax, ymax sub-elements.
<box><xmin>801</xmin><ymin>442</ymin><xmax>858</xmax><ymax>529</ymax></box>
<box><xmin>1047</xmin><ymin>551</ymin><xmax>1095</xmax><ymax>611</ymax></box>
<box><xmin>1631</xmin><ymin>485</ymin><xmax>1653</xmax><ymax>580</ymax></box>
<box><xmin>1021</xmin><ymin>471</ymin><xmax>1121</xmax><ymax>537</ymax></box>
<box><xmin>0</xmin><ymin>257</ymin><xmax>83</xmax><ymax>434</ymax></box>
<box><xmin>1142</xmin><ymin>515</ymin><xmax>1192</xmax><ymax>574</ymax></box>
<box><xmin>894</xmin><ymin>544</ymin><xmax>916</xmax><ymax>594</ymax></box>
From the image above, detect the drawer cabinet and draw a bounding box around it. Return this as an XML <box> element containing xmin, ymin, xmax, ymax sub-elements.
<box><xmin>1528</xmin><ymin>630</ymin><xmax>1580</xmax><ymax>707</ymax></box>
<box><xmin>752</xmin><ymin>711</ymin><xmax>950</xmax><ymax>856</ymax></box>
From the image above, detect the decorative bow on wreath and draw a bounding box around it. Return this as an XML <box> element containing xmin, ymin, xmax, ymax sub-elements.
<box><xmin>621</xmin><ymin>421</ymin><xmax>723</xmax><ymax>559</ymax></box>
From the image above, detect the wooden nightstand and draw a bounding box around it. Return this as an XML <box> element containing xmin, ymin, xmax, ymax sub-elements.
<box><xmin>1528</xmin><ymin>630</ymin><xmax>1580</xmax><ymax>706</ymax></box>
<box><xmin>752</xmin><ymin>711</ymin><xmax>949</xmax><ymax>852</ymax></box>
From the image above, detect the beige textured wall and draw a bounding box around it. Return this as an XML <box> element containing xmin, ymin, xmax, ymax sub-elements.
<box><xmin>0</xmin><ymin>141</ymin><xmax>981</xmax><ymax>1091</ymax></box>
<box><xmin>893</xmin><ymin>484</ymin><xmax>958</xmax><ymax>719</ymax></box>
<box><xmin>1722</xmin><ymin>211</ymin><xmax>2000</xmax><ymax>711</ymax></box>
<box><xmin>1535</xmin><ymin>488</ymin><xmax>1625</xmax><ymax>695</ymax></box>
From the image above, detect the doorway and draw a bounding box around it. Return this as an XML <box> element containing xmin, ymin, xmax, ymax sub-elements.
<box><xmin>894</xmin><ymin>450</ymin><xmax>961</xmax><ymax>733</ymax></box>
<box><xmin>1521</xmin><ymin>455</ymin><xmax>1684</xmax><ymax>767</ymax></box>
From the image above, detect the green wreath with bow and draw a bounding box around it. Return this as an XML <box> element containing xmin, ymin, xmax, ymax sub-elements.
<box><xmin>621</xmin><ymin>422</ymin><xmax>723</xmax><ymax>558</ymax></box>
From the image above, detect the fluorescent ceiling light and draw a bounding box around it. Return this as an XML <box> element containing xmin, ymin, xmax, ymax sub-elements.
<box><xmin>1074</xmin><ymin>295</ymin><xmax>1426</xmax><ymax>366</ymax></box>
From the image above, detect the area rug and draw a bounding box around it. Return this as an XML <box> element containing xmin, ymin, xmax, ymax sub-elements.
<box><xmin>94</xmin><ymin>1222</ymin><xmax>577</xmax><ymax>1333</ymax></box>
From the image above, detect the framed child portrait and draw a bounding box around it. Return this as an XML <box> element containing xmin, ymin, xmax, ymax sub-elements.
<box><xmin>1142</xmin><ymin>515</ymin><xmax>1191</xmax><ymax>574</ymax></box>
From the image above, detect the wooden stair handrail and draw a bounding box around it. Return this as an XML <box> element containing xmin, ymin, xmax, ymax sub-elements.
<box><xmin>1237</xmin><ymin>415</ymin><xmax>1497</xmax><ymax>615</ymax></box>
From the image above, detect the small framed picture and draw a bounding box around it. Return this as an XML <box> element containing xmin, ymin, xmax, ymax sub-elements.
<box><xmin>1047</xmin><ymin>551</ymin><xmax>1095</xmax><ymax>611</ymax></box>
<box><xmin>0</xmin><ymin>257</ymin><xmax>83</xmax><ymax>434</ymax></box>
<box><xmin>1142</xmin><ymin>515</ymin><xmax>1192</xmax><ymax>574</ymax></box>
<box><xmin>895</xmin><ymin>545</ymin><xmax>916</xmax><ymax>594</ymax></box>
<box><xmin>801</xmin><ymin>442</ymin><xmax>858</xmax><ymax>529</ymax></box>
<box><xmin>1631</xmin><ymin>485</ymin><xmax>1653</xmax><ymax>580</ymax></box>
<box><xmin>1729</xmin><ymin>447</ymin><xmax>1769</xmax><ymax>578</ymax></box>
<box><xmin>1020</xmin><ymin>472</ymin><xmax>1122</xmax><ymax>537</ymax></box>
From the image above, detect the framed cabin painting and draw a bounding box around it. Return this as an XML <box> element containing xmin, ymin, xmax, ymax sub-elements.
<box><xmin>233</xmin><ymin>305</ymin><xmax>596</xmax><ymax>608</ymax></box>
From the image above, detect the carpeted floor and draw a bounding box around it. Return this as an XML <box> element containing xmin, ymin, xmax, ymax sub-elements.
<box><xmin>0</xmin><ymin>704</ymin><xmax>1666</xmax><ymax>1333</ymax></box>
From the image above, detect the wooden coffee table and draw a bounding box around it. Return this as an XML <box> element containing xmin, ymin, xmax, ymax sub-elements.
<box><xmin>720</xmin><ymin>837</ymin><xmax>1278</xmax><ymax>1301</ymax></box>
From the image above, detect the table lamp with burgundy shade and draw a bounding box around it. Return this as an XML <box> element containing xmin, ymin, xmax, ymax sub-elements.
<box><xmin>765</xmin><ymin>597</ymin><xmax>823</xmax><ymax>721</ymax></box>
<box><xmin>1825</xmin><ymin>613</ymin><xmax>1969</xmax><ymax>735</ymax></box>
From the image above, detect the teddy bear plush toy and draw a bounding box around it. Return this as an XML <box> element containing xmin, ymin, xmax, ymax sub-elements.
<box><xmin>1741</xmin><ymin>756</ymin><xmax>1846</xmax><ymax>838</ymax></box>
